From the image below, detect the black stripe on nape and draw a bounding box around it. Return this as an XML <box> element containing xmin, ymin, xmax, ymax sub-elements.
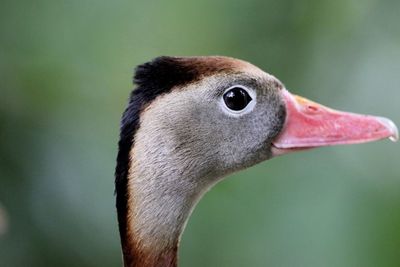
<box><xmin>133</xmin><ymin>56</ymin><xmax>202</xmax><ymax>93</ymax></box>
<box><xmin>114</xmin><ymin>56</ymin><xmax>208</xmax><ymax>260</ymax></box>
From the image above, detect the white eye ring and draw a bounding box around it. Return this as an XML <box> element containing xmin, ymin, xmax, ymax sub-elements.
<box><xmin>220</xmin><ymin>85</ymin><xmax>256</xmax><ymax>117</ymax></box>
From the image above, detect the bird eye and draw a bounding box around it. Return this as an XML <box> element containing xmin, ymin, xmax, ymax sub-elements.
<box><xmin>223</xmin><ymin>87</ymin><xmax>253</xmax><ymax>111</ymax></box>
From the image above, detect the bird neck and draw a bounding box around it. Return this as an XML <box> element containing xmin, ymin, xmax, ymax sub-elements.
<box><xmin>120</xmin><ymin>149</ymin><xmax>215</xmax><ymax>267</ymax></box>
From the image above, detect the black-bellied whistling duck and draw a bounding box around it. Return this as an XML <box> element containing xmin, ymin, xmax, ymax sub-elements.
<box><xmin>115</xmin><ymin>56</ymin><xmax>398</xmax><ymax>267</ymax></box>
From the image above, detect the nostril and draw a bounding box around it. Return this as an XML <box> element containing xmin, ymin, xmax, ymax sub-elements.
<box><xmin>307</xmin><ymin>105</ymin><xmax>319</xmax><ymax>112</ymax></box>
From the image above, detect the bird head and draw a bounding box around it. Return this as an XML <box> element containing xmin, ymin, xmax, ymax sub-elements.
<box><xmin>122</xmin><ymin>56</ymin><xmax>398</xmax><ymax>181</ymax></box>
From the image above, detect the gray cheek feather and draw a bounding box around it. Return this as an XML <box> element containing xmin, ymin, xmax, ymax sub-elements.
<box><xmin>203</xmin><ymin>80</ymin><xmax>285</xmax><ymax>173</ymax></box>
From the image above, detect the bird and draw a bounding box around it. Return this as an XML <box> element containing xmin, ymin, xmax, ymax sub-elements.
<box><xmin>115</xmin><ymin>56</ymin><xmax>398</xmax><ymax>267</ymax></box>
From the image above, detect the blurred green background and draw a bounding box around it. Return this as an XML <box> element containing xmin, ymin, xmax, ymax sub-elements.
<box><xmin>1</xmin><ymin>0</ymin><xmax>399</xmax><ymax>266</ymax></box>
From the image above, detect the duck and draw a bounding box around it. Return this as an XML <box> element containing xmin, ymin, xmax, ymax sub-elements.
<box><xmin>115</xmin><ymin>56</ymin><xmax>398</xmax><ymax>267</ymax></box>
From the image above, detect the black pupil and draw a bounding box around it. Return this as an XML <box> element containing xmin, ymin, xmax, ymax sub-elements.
<box><xmin>223</xmin><ymin>87</ymin><xmax>252</xmax><ymax>111</ymax></box>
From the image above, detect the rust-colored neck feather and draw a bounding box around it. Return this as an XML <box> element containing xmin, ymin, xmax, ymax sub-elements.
<box><xmin>122</xmin><ymin>240</ymin><xmax>178</xmax><ymax>267</ymax></box>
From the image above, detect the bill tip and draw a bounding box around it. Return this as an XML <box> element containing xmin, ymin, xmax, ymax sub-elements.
<box><xmin>377</xmin><ymin>117</ymin><xmax>399</xmax><ymax>142</ymax></box>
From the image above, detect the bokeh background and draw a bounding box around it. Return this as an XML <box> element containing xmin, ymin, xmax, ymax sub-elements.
<box><xmin>1</xmin><ymin>0</ymin><xmax>400</xmax><ymax>266</ymax></box>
